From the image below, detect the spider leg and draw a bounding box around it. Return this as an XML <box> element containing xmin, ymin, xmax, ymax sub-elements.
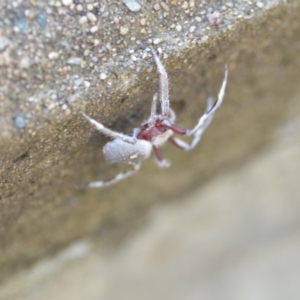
<box><xmin>81</xmin><ymin>112</ymin><xmax>137</xmax><ymax>144</ymax></box>
<box><xmin>167</xmin><ymin>65</ymin><xmax>228</xmax><ymax>151</ymax></box>
<box><xmin>186</xmin><ymin>65</ymin><xmax>228</xmax><ymax>147</ymax></box>
<box><xmin>148</xmin><ymin>92</ymin><xmax>158</xmax><ymax>125</ymax></box>
<box><xmin>169</xmin><ymin>108</ymin><xmax>176</xmax><ymax>123</ymax></box>
<box><xmin>168</xmin><ymin>136</ymin><xmax>194</xmax><ymax>151</ymax></box>
<box><xmin>79</xmin><ymin>163</ymin><xmax>141</xmax><ymax>188</ymax></box>
<box><xmin>153</xmin><ymin>146</ymin><xmax>171</xmax><ymax>168</ymax></box>
<box><xmin>150</xmin><ymin>47</ymin><xmax>170</xmax><ymax>118</ymax></box>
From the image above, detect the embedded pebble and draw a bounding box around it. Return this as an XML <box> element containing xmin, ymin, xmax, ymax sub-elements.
<box><xmin>87</xmin><ymin>12</ymin><xmax>97</xmax><ymax>23</ymax></box>
<box><xmin>62</xmin><ymin>0</ymin><xmax>73</xmax><ymax>6</ymax></box>
<box><xmin>78</xmin><ymin>16</ymin><xmax>87</xmax><ymax>24</ymax></box>
<box><xmin>0</xmin><ymin>36</ymin><xmax>11</xmax><ymax>50</ymax></box>
<box><xmin>131</xmin><ymin>54</ymin><xmax>137</xmax><ymax>61</ymax></box>
<box><xmin>140</xmin><ymin>18</ymin><xmax>146</xmax><ymax>26</ymax></box>
<box><xmin>36</xmin><ymin>10</ymin><xmax>47</xmax><ymax>28</ymax></box>
<box><xmin>153</xmin><ymin>3</ymin><xmax>160</xmax><ymax>11</ymax></box>
<box><xmin>100</xmin><ymin>73</ymin><xmax>107</xmax><ymax>80</ymax></box>
<box><xmin>14</xmin><ymin>115</ymin><xmax>25</xmax><ymax>128</ymax></box>
<box><xmin>20</xmin><ymin>57</ymin><xmax>31</xmax><ymax>68</ymax></box>
<box><xmin>207</xmin><ymin>11</ymin><xmax>222</xmax><ymax>26</ymax></box>
<box><xmin>14</xmin><ymin>16</ymin><xmax>27</xmax><ymax>30</ymax></box>
<box><xmin>189</xmin><ymin>26</ymin><xmax>196</xmax><ymax>32</ymax></box>
<box><xmin>176</xmin><ymin>24</ymin><xmax>182</xmax><ymax>32</ymax></box>
<box><xmin>120</xmin><ymin>26</ymin><xmax>129</xmax><ymax>35</ymax></box>
<box><xmin>76</xmin><ymin>4</ymin><xmax>83</xmax><ymax>11</ymax></box>
<box><xmin>160</xmin><ymin>2</ymin><xmax>169</xmax><ymax>11</ymax></box>
<box><xmin>87</xmin><ymin>4</ymin><xmax>93</xmax><ymax>10</ymax></box>
<box><xmin>74</xmin><ymin>77</ymin><xmax>84</xmax><ymax>86</ymax></box>
<box><xmin>48</xmin><ymin>51</ymin><xmax>59</xmax><ymax>60</ymax></box>
<box><xmin>90</xmin><ymin>26</ymin><xmax>98</xmax><ymax>33</ymax></box>
<box><xmin>153</xmin><ymin>38</ymin><xmax>162</xmax><ymax>45</ymax></box>
<box><xmin>225</xmin><ymin>2</ymin><xmax>233</xmax><ymax>7</ymax></box>
<box><xmin>113</xmin><ymin>16</ymin><xmax>120</xmax><ymax>24</ymax></box>
<box><xmin>122</xmin><ymin>0</ymin><xmax>141</xmax><ymax>12</ymax></box>
<box><xmin>181</xmin><ymin>1</ymin><xmax>189</xmax><ymax>9</ymax></box>
<box><xmin>67</xmin><ymin>57</ymin><xmax>82</xmax><ymax>65</ymax></box>
<box><xmin>84</xmin><ymin>81</ymin><xmax>91</xmax><ymax>88</ymax></box>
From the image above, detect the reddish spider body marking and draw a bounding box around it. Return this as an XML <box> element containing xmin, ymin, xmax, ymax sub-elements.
<box><xmin>80</xmin><ymin>47</ymin><xmax>228</xmax><ymax>188</ymax></box>
<box><xmin>138</xmin><ymin>119</ymin><xmax>188</xmax><ymax>141</ymax></box>
<box><xmin>138</xmin><ymin>120</ymin><xmax>170</xmax><ymax>140</ymax></box>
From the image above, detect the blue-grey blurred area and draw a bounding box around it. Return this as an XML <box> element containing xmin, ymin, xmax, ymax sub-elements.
<box><xmin>1</xmin><ymin>94</ymin><xmax>300</xmax><ymax>300</ymax></box>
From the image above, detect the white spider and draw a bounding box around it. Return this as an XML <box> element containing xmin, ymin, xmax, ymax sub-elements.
<box><xmin>81</xmin><ymin>47</ymin><xmax>228</xmax><ymax>188</ymax></box>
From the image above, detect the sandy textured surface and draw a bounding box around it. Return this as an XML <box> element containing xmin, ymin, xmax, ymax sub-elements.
<box><xmin>1</xmin><ymin>91</ymin><xmax>300</xmax><ymax>300</ymax></box>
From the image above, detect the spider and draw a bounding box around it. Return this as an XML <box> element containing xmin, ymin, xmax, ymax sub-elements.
<box><xmin>81</xmin><ymin>47</ymin><xmax>228</xmax><ymax>188</ymax></box>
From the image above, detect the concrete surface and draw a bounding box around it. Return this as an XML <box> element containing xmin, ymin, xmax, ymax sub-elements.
<box><xmin>1</xmin><ymin>91</ymin><xmax>300</xmax><ymax>300</ymax></box>
<box><xmin>1</xmin><ymin>0</ymin><xmax>300</xmax><ymax>283</ymax></box>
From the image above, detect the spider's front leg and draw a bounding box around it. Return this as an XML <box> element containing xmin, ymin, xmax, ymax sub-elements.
<box><xmin>79</xmin><ymin>163</ymin><xmax>141</xmax><ymax>188</ymax></box>
<box><xmin>81</xmin><ymin>112</ymin><xmax>137</xmax><ymax>144</ymax></box>
<box><xmin>150</xmin><ymin>47</ymin><xmax>170</xmax><ymax>118</ymax></box>
<box><xmin>168</xmin><ymin>65</ymin><xmax>228</xmax><ymax>151</ymax></box>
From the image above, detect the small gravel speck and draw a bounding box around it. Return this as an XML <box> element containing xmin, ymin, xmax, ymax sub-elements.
<box><xmin>113</xmin><ymin>16</ymin><xmax>120</xmax><ymax>24</ymax></box>
<box><xmin>84</xmin><ymin>81</ymin><xmax>91</xmax><ymax>88</ymax></box>
<box><xmin>189</xmin><ymin>26</ymin><xmax>196</xmax><ymax>32</ymax></box>
<box><xmin>62</xmin><ymin>0</ymin><xmax>73</xmax><ymax>6</ymax></box>
<box><xmin>100</xmin><ymin>73</ymin><xmax>107</xmax><ymax>80</ymax></box>
<box><xmin>76</xmin><ymin>4</ymin><xmax>83</xmax><ymax>11</ymax></box>
<box><xmin>67</xmin><ymin>57</ymin><xmax>82</xmax><ymax>65</ymax></box>
<box><xmin>176</xmin><ymin>24</ymin><xmax>182</xmax><ymax>32</ymax></box>
<box><xmin>153</xmin><ymin>38</ymin><xmax>162</xmax><ymax>45</ymax></box>
<box><xmin>0</xmin><ymin>36</ymin><xmax>11</xmax><ymax>51</ymax></box>
<box><xmin>14</xmin><ymin>115</ymin><xmax>25</xmax><ymax>128</ymax></box>
<box><xmin>36</xmin><ymin>10</ymin><xmax>47</xmax><ymax>28</ymax></box>
<box><xmin>160</xmin><ymin>2</ymin><xmax>169</xmax><ymax>11</ymax></box>
<box><xmin>87</xmin><ymin>4</ymin><xmax>93</xmax><ymax>10</ymax></box>
<box><xmin>122</xmin><ymin>0</ymin><xmax>141</xmax><ymax>12</ymax></box>
<box><xmin>120</xmin><ymin>26</ymin><xmax>129</xmax><ymax>35</ymax></box>
<box><xmin>78</xmin><ymin>16</ymin><xmax>87</xmax><ymax>24</ymax></box>
<box><xmin>181</xmin><ymin>1</ymin><xmax>189</xmax><ymax>9</ymax></box>
<box><xmin>153</xmin><ymin>3</ymin><xmax>161</xmax><ymax>11</ymax></box>
<box><xmin>207</xmin><ymin>11</ymin><xmax>222</xmax><ymax>26</ymax></box>
<box><xmin>225</xmin><ymin>2</ymin><xmax>233</xmax><ymax>7</ymax></box>
<box><xmin>87</xmin><ymin>12</ymin><xmax>97</xmax><ymax>23</ymax></box>
<box><xmin>14</xmin><ymin>15</ymin><xmax>27</xmax><ymax>30</ymax></box>
<box><xmin>90</xmin><ymin>26</ymin><xmax>98</xmax><ymax>33</ymax></box>
<box><xmin>140</xmin><ymin>18</ymin><xmax>146</xmax><ymax>26</ymax></box>
<box><xmin>74</xmin><ymin>77</ymin><xmax>84</xmax><ymax>86</ymax></box>
<box><xmin>20</xmin><ymin>57</ymin><xmax>31</xmax><ymax>68</ymax></box>
<box><xmin>48</xmin><ymin>51</ymin><xmax>59</xmax><ymax>60</ymax></box>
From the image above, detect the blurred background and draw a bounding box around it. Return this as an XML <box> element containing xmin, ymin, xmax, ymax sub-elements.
<box><xmin>1</xmin><ymin>90</ymin><xmax>300</xmax><ymax>300</ymax></box>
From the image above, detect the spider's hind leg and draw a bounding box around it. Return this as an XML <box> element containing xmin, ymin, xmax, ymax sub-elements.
<box><xmin>152</xmin><ymin>146</ymin><xmax>171</xmax><ymax>168</ymax></box>
<box><xmin>78</xmin><ymin>163</ymin><xmax>141</xmax><ymax>188</ymax></box>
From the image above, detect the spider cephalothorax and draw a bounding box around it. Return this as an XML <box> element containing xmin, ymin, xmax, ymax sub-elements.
<box><xmin>81</xmin><ymin>47</ymin><xmax>228</xmax><ymax>187</ymax></box>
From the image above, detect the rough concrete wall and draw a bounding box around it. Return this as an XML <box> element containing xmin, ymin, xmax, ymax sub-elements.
<box><xmin>0</xmin><ymin>0</ymin><xmax>300</xmax><ymax>282</ymax></box>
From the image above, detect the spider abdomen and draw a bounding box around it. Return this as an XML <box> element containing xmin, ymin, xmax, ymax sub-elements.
<box><xmin>103</xmin><ymin>139</ymin><xmax>152</xmax><ymax>165</ymax></box>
